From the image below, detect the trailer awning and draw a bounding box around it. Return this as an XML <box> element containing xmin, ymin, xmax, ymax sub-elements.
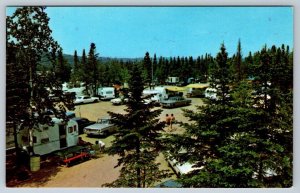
<box><xmin>165</xmin><ymin>86</ymin><xmax>187</xmax><ymax>92</ymax></box>
<box><xmin>186</xmin><ymin>83</ymin><xmax>210</xmax><ymax>89</ymax></box>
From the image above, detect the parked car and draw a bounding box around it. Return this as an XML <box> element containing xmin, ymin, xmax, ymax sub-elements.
<box><xmin>160</xmin><ymin>96</ymin><xmax>191</xmax><ymax>108</ymax></box>
<box><xmin>84</xmin><ymin>117</ymin><xmax>116</xmax><ymax>137</ymax></box>
<box><xmin>110</xmin><ymin>97</ymin><xmax>129</xmax><ymax>105</ymax></box>
<box><xmin>74</xmin><ymin>96</ymin><xmax>99</xmax><ymax>105</ymax></box>
<box><xmin>166</xmin><ymin>149</ymin><xmax>204</xmax><ymax>176</ymax></box>
<box><xmin>168</xmin><ymin>158</ymin><xmax>199</xmax><ymax>176</ymax></box>
<box><xmin>71</xmin><ymin>117</ymin><xmax>96</xmax><ymax>134</ymax></box>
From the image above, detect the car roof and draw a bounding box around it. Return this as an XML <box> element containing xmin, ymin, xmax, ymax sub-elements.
<box><xmin>72</xmin><ymin>117</ymin><xmax>88</xmax><ymax>121</ymax></box>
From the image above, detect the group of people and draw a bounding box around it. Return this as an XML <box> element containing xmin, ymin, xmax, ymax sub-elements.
<box><xmin>165</xmin><ymin>113</ymin><xmax>176</xmax><ymax>131</ymax></box>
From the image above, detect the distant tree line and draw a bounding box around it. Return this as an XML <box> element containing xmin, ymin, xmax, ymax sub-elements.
<box><xmin>6</xmin><ymin>6</ymin><xmax>293</xmax><ymax>188</ymax></box>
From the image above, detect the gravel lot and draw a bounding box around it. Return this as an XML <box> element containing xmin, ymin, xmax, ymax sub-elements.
<box><xmin>8</xmin><ymin>97</ymin><xmax>205</xmax><ymax>187</ymax></box>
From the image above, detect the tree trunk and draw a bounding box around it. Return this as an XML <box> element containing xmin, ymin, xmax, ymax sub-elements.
<box><xmin>13</xmin><ymin>122</ymin><xmax>21</xmax><ymax>167</ymax></box>
<box><xmin>136</xmin><ymin>141</ymin><xmax>141</xmax><ymax>188</ymax></box>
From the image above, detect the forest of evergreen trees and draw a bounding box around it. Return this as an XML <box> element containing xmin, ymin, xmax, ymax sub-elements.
<box><xmin>6</xmin><ymin>7</ymin><xmax>293</xmax><ymax>188</ymax></box>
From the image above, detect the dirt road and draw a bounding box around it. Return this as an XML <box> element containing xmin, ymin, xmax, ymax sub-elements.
<box><xmin>9</xmin><ymin>97</ymin><xmax>204</xmax><ymax>187</ymax></box>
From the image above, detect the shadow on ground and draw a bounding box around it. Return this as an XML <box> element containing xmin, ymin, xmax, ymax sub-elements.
<box><xmin>6</xmin><ymin>153</ymin><xmax>63</xmax><ymax>187</ymax></box>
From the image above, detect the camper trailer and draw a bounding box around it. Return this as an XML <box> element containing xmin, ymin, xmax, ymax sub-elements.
<box><xmin>98</xmin><ymin>87</ymin><xmax>115</xmax><ymax>100</ymax></box>
<box><xmin>17</xmin><ymin>118</ymin><xmax>79</xmax><ymax>156</ymax></box>
<box><xmin>153</xmin><ymin>86</ymin><xmax>169</xmax><ymax>102</ymax></box>
<box><xmin>186</xmin><ymin>83</ymin><xmax>209</xmax><ymax>98</ymax></box>
<box><xmin>166</xmin><ymin>77</ymin><xmax>179</xmax><ymax>85</ymax></box>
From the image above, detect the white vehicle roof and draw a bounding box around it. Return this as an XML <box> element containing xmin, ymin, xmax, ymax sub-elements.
<box><xmin>143</xmin><ymin>90</ymin><xmax>160</xmax><ymax>95</ymax></box>
<box><xmin>205</xmin><ymin>88</ymin><xmax>217</xmax><ymax>92</ymax></box>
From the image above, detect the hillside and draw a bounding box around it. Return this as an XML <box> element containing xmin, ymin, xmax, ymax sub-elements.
<box><xmin>40</xmin><ymin>53</ymin><xmax>142</xmax><ymax>68</ymax></box>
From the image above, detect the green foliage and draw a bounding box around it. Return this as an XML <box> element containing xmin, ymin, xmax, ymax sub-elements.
<box><xmin>55</xmin><ymin>49</ymin><xmax>71</xmax><ymax>83</ymax></box>
<box><xmin>166</xmin><ymin>43</ymin><xmax>293</xmax><ymax>188</ymax></box>
<box><xmin>104</xmin><ymin>64</ymin><xmax>170</xmax><ymax>187</ymax></box>
<box><xmin>6</xmin><ymin>7</ymin><xmax>75</xmax><ymax>158</ymax></box>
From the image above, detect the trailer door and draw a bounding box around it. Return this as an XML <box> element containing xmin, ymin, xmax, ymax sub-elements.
<box><xmin>59</xmin><ymin>124</ymin><xmax>67</xmax><ymax>148</ymax></box>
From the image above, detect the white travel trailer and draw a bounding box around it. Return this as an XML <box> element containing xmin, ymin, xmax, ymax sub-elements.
<box><xmin>153</xmin><ymin>86</ymin><xmax>169</xmax><ymax>102</ymax></box>
<box><xmin>98</xmin><ymin>87</ymin><xmax>115</xmax><ymax>100</ymax></box>
<box><xmin>17</xmin><ymin>118</ymin><xmax>79</xmax><ymax>156</ymax></box>
<box><xmin>142</xmin><ymin>89</ymin><xmax>161</xmax><ymax>103</ymax></box>
<box><xmin>204</xmin><ymin>87</ymin><xmax>217</xmax><ymax>100</ymax></box>
<box><xmin>66</xmin><ymin>86</ymin><xmax>86</xmax><ymax>97</ymax></box>
<box><xmin>147</xmin><ymin>86</ymin><xmax>186</xmax><ymax>102</ymax></box>
<box><xmin>166</xmin><ymin>77</ymin><xmax>179</xmax><ymax>85</ymax></box>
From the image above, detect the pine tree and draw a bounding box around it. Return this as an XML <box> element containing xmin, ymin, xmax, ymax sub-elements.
<box><xmin>143</xmin><ymin>51</ymin><xmax>152</xmax><ymax>86</ymax></box>
<box><xmin>234</xmin><ymin>39</ymin><xmax>243</xmax><ymax>81</ymax></box>
<box><xmin>104</xmin><ymin>64</ymin><xmax>169</xmax><ymax>187</ymax></box>
<box><xmin>56</xmin><ymin>48</ymin><xmax>71</xmax><ymax>84</ymax></box>
<box><xmin>6</xmin><ymin>7</ymin><xmax>74</xmax><ymax>161</ymax></box>
<box><xmin>152</xmin><ymin>53</ymin><xmax>157</xmax><ymax>84</ymax></box>
<box><xmin>83</xmin><ymin>43</ymin><xmax>99</xmax><ymax>95</ymax></box>
<box><xmin>166</xmin><ymin>43</ymin><xmax>264</xmax><ymax>187</ymax></box>
<box><xmin>167</xmin><ymin>44</ymin><xmax>292</xmax><ymax>187</ymax></box>
<box><xmin>70</xmin><ymin>50</ymin><xmax>82</xmax><ymax>85</ymax></box>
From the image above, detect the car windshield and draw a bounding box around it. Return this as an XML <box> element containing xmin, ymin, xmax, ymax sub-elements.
<box><xmin>98</xmin><ymin>119</ymin><xmax>110</xmax><ymax>124</ymax></box>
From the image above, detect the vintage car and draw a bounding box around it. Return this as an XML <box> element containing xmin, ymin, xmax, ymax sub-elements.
<box><xmin>166</xmin><ymin>149</ymin><xmax>204</xmax><ymax>176</ymax></box>
<box><xmin>74</xmin><ymin>96</ymin><xmax>99</xmax><ymax>105</ymax></box>
<box><xmin>160</xmin><ymin>96</ymin><xmax>191</xmax><ymax>108</ymax></box>
<box><xmin>71</xmin><ymin>117</ymin><xmax>96</xmax><ymax>134</ymax></box>
<box><xmin>110</xmin><ymin>97</ymin><xmax>129</xmax><ymax>105</ymax></box>
<box><xmin>167</xmin><ymin>159</ymin><xmax>200</xmax><ymax>176</ymax></box>
<box><xmin>83</xmin><ymin>117</ymin><xmax>116</xmax><ymax>137</ymax></box>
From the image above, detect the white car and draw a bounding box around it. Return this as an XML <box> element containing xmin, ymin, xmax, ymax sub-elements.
<box><xmin>74</xmin><ymin>96</ymin><xmax>99</xmax><ymax>105</ymax></box>
<box><xmin>110</xmin><ymin>97</ymin><xmax>129</xmax><ymax>105</ymax></box>
<box><xmin>168</xmin><ymin>159</ymin><xmax>201</xmax><ymax>176</ymax></box>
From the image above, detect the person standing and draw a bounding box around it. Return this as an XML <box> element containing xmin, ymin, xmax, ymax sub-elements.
<box><xmin>170</xmin><ymin>114</ymin><xmax>175</xmax><ymax>131</ymax></box>
<box><xmin>165</xmin><ymin>114</ymin><xmax>171</xmax><ymax>131</ymax></box>
<box><xmin>98</xmin><ymin>140</ymin><xmax>105</xmax><ymax>152</ymax></box>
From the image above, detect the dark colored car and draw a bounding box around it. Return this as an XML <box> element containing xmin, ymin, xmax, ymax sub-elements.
<box><xmin>72</xmin><ymin>117</ymin><xmax>96</xmax><ymax>134</ymax></box>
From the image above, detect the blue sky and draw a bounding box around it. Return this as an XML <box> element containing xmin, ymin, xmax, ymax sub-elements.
<box><xmin>7</xmin><ymin>7</ymin><xmax>293</xmax><ymax>58</ymax></box>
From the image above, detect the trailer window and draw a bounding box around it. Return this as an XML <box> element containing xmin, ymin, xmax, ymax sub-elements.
<box><xmin>68</xmin><ymin>126</ymin><xmax>73</xmax><ymax>133</ymax></box>
<box><xmin>41</xmin><ymin>137</ymin><xmax>49</xmax><ymax>144</ymax></box>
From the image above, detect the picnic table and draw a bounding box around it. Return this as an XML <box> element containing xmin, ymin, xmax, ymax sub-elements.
<box><xmin>55</xmin><ymin>146</ymin><xmax>91</xmax><ymax>167</ymax></box>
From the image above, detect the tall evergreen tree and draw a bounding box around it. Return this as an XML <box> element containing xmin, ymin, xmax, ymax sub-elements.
<box><xmin>83</xmin><ymin>43</ymin><xmax>99</xmax><ymax>95</ymax></box>
<box><xmin>6</xmin><ymin>7</ymin><xmax>74</xmax><ymax>161</ymax></box>
<box><xmin>167</xmin><ymin>43</ymin><xmax>292</xmax><ymax>187</ymax></box>
<box><xmin>166</xmin><ymin>43</ymin><xmax>258</xmax><ymax>187</ymax></box>
<box><xmin>81</xmin><ymin>49</ymin><xmax>87</xmax><ymax>88</ymax></box>
<box><xmin>144</xmin><ymin>51</ymin><xmax>152</xmax><ymax>86</ymax></box>
<box><xmin>56</xmin><ymin>48</ymin><xmax>71</xmax><ymax>84</ymax></box>
<box><xmin>104</xmin><ymin>64</ymin><xmax>169</xmax><ymax>187</ymax></box>
<box><xmin>70</xmin><ymin>50</ymin><xmax>82</xmax><ymax>85</ymax></box>
<box><xmin>234</xmin><ymin>39</ymin><xmax>243</xmax><ymax>81</ymax></box>
<box><xmin>152</xmin><ymin>53</ymin><xmax>157</xmax><ymax>84</ymax></box>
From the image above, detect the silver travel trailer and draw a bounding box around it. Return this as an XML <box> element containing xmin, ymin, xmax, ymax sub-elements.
<box><xmin>17</xmin><ymin>118</ymin><xmax>79</xmax><ymax>156</ymax></box>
